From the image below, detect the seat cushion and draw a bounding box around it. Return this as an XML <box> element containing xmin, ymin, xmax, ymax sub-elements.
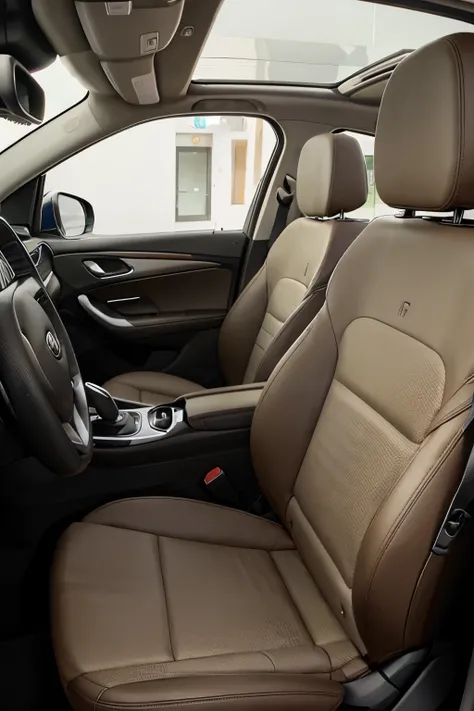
<box><xmin>52</xmin><ymin>498</ymin><xmax>363</xmax><ymax>711</ymax></box>
<box><xmin>104</xmin><ymin>372</ymin><xmax>205</xmax><ymax>405</ymax></box>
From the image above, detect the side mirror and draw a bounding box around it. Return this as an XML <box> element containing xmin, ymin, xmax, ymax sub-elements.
<box><xmin>41</xmin><ymin>192</ymin><xmax>95</xmax><ymax>239</ymax></box>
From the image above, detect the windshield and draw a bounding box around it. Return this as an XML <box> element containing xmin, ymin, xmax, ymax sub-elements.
<box><xmin>194</xmin><ymin>0</ymin><xmax>472</xmax><ymax>84</ymax></box>
<box><xmin>0</xmin><ymin>58</ymin><xmax>87</xmax><ymax>153</ymax></box>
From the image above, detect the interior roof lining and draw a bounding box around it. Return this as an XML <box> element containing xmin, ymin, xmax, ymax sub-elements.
<box><xmin>34</xmin><ymin>0</ymin><xmax>474</xmax><ymax>107</ymax></box>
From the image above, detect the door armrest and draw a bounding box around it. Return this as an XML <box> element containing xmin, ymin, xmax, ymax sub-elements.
<box><xmin>183</xmin><ymin>383</ymin><xmax>264</xmax><ymax>431</ymax></box>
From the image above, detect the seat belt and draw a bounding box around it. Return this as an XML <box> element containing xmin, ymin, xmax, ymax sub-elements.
<box><xmin>268</xmin><ymin>174</ymin><xmax>297</xmax><ymax>251</ymax></box>
<box><xmin>432</xmin><ymin>398</ymin><xmax>474</xmax><ymax>555</ymax></box>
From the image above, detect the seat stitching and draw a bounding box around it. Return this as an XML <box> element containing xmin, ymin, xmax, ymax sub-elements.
<box><xmin>442</xmin><ymin>38</ymin><xmax>464</xmax><ymax>210</ymax></box>
<box><xmin>333</xmin><ymin>315</ymin><xmax>447</xmax><ymax>442</ymax></box>
<box><xmin>267</xmin><ymin>552</ymin><xmax>325</xmax><ymax>662</ymax></box>
<box><xmin>82</xmin><ymin>522</ymin><xmax>289</xmax><ymax>551</ymax></box>
<box><xmin>95</xmin><ymin>686</ymin><xmax>108</xmax><ymax>711</ymax></box>
<box><xmin>270</xmin><ymin>544</ymin><xmax>351</xmax><ymax>673</ymax></box>
<box><xmin>332</xmin><ymin>378</ymin><xmax>419</xmax><ymax>445</ymax></box>
<box><xmin>428</xmin><ymin>397</ymin><xmax>471</xmax><ymax>434</ymax></box>
<box><xmin>259</xmin><ymin>323</ymin><xmax>278</xmax><ymax>339</ymax></box>
<box><xmin>259</xmin><ymin>651</ymin><xmax>276</xmax><ymax>672</ymax></box>
<box><xmin>254</xmin><ymin>294</ymin><xmax>323</xmax><ymax>382</ymax></box>
<box><xmin>368</xmin><ymin>431</ymin><xmax>461</xmax><ymax>581</ymax></box>
<box><xmin>86</xmin><ymin>497</ymin><xmax>288</xmax><ymax>532</ymax></box>
<box><xmin>272</xmin><ymin>275</ymin><xmax>308</xmax><ymax>291</ymax></box>
<box><xmin>341</xmin><ymin>316</ymin><xmax>447</xmax><ymax>375</ymax></box>
<box><xmin>94</xmin><ymin>689</ymin><xmax>342</xmax><ymax>710</ymax></box>
<box><xmin>327</xmin><ymin>134</ymin><xmax>337</xmax><ymax>216</ymax></box>
<box><xmin>256</xmin><ymin>318</ymin><xmax>317</xmax><ymax>412</ymax></box>
<box><xmin>157</xmin><ymin>537</ymin><xmax>175</xmax><ymax>662</ymax></box>
<box><xmin>363</xmin><ymin>431</ymin><xmax>463</xmax><ymax>629</ymax></box>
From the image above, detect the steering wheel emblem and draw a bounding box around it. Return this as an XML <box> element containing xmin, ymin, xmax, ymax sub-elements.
<box><xmin>46</xmin><ymin>330</ymin><xmax>61</xmax><ymax>359</ymax></box>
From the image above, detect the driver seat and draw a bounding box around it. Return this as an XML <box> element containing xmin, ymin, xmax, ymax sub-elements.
<box><xmin>52</xmin><ymin>34</ymin><xmax>474</xmax><ymax>711</ymax></box>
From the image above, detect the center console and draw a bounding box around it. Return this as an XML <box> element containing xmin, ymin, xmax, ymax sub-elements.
<box><xmin>87</xmin><ymin>382</ymin><xmax>264</xmax><ymax>451</ymax></box>
<box><xmin>84</xmin><ymin>381</ymin><xmax>264</xmax><ymax>510</ymax></box>
<box><xmin>92</xmin><ymin>403</ymin><xmax>187</xmax><ymax>446</ymax></box>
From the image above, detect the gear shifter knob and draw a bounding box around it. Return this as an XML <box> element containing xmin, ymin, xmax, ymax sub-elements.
<box><xmin>85</xmin><ymin>383</ymin><xmax>120</xmax><ymax>422</ymax></box>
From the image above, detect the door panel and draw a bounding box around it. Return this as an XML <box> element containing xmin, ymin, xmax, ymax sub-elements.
<box><xmin>40</xmin><ymin>229</ymin><xmax>248</xmax><ymax>388</ymax></box>
<box><xmin>77</xmin><ymin>266</ymin><xmax>232</xmax><ymax>338</ymax></box>
<box><xmin>46</xmin><ymin>230</ymin><xmax>245</xmax><ymax>258</ymax></box>
<box><xmin>54</xmin><ymin>252</ymin><xmax>230</xmax><ymax>292</ymax></box>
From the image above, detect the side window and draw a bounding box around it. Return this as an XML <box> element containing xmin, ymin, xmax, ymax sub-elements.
<box><xmin>342</xmin><ymin>132</ymin><xmax>397</xmax><ymax>220</ymax></box>
<box><xmin>44</xmin><ymin>115</ymin><xmax>277</xmax><ymax>235</ymax></box>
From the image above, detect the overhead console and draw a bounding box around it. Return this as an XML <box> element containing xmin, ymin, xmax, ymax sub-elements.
<box><xmin>75</xmin><ymin>0</ymin><xmax>185</xmax><ymax>104</ymax></box>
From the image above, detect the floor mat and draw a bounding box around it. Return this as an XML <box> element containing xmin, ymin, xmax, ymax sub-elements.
<box><xmin>0</xmin><ymin>631</ymin><xmax>69</xmax><ymax>710</ymax></box>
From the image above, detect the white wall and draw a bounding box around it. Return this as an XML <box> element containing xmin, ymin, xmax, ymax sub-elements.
<box><xmin>45</xmin><ymin>116</ymin><xmax>277</xmax><ymax>235</ymax></box>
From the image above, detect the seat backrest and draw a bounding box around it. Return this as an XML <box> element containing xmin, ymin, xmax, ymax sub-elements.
<box><xmin>251</xmin><ymin>32</ymin><xmax>474</xmax><ymax>665</ymax></box>
<box><xmin>218</xmin><ymin>132</ymin><xmax>368</xmax><ymax>385</ymax></box>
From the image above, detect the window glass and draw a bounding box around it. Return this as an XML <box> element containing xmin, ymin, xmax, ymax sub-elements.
<box><xmin>343</xmin><ymin>132</ymin><xmax>397</xmax><ymax>220</ymax></box>
<box><xmin>194</xmin><ymin>0</ymin><xmax>470</xmax><ymax>85</ymax></box>
<box><xmin>44</xmin><ymin>115</ymin><xmax>277</xmax><ymax>235</ymax></box>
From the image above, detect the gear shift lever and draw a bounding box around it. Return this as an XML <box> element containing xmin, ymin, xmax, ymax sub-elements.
<box><xmin>85</xmin><ymin>383</ymin><xmax>139</xmax><ymax>438</ymax></box>
<box><xmin>85</xmin><ymin>383</ymin><xmax>120</xmax><ymax>422</ymax></box>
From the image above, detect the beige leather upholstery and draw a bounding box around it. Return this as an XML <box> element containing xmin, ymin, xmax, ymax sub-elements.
<box><xmin>52</xmin><ymin>33</ymin><xmax>474</xmax><ymax>711</ymax></box>
<box><xmin>376</xmin><ymin>33</ymin><xmax>474</xmax><ymax>210</ymax></box>
<box><xmin>297</xmin><ymin>133</ymin><xmax>368</xmax><ymax>218</ymax></box>
<box><xmin>103</xmin><ymin>371</ymin><xmax>205</xmax><ymax>405</ymax></box>
<box><xmin>184</xmin><ymin>383</ymin><xmax>264</xmax><ymax>430</ymax></box>
<box><xmin>220</xmin><ymin>217</ymin><xmax>365</xmax><ymax>386</ymax></box>
<box><xmin>251</xmin><ymin>32</ymin><xmax>474</xmax><ymax>663</ymax></box>
<box><xmin>105</xmin><ymin>133</ymin><xmax>368</xmax><ymax>404</ymax></box>
<box><xmin>53</xmin><ymin>498</ymin><xmax>349</xmax><ymax>710</ymax></box>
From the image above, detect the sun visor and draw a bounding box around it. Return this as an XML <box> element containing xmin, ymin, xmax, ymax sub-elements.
<box><xmin>75</xmin><ymin>0</ymin><xmax>185</xmax><ymax>104</ymax></box>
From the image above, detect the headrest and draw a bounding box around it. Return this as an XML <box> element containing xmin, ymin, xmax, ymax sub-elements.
<box><xmin>375</xmin><ymin>33</ymin><xmax>474</xmax><ymax>211</ymax></box>
<box><xmin>296</xmin><ymin>132</ymin><xmax>368</xmax><ymax>218</ymax></box>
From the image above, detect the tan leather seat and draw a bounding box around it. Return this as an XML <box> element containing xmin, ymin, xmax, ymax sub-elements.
<box><xmin>52</xmin><ymin>33</ymin><xmax>474</xmax><ymax>711</ymax></box>
<box><xmin>104</xmin><ymin>132</ymin><xmax>368</xmax><ymax>405</ymax></box>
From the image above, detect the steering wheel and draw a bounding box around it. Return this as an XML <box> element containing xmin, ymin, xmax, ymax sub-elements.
<box><xmin>0</xmin><ymin>217</ymin><xmax>92</xmax><ymax>475</ymax></box>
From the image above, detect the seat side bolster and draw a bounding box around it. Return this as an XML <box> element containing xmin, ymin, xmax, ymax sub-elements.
<box><xmin>251</xmin><ymin>304</ymin><xmax>338</xmax><ymax>521</ymax></box>
<box><xmin>353</xmin><ymin>415</ymin><xmax>466</xmax><ymax>662</ymax></box>
<box><xmin>218</xmin><ymin>266</ymin><xmax>269</xmax><ymax>386</ymax></box>
<box><xmin>253</xmin><ymin>287</ymin><xmax>327</xmax><ymax>383</ymax></box>
<box><xmin>253</xmin><ymin>218</ymin><xmax>366</xmax><ymax>384</ymax></box>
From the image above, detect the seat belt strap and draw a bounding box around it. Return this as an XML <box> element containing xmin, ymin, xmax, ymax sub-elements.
<box><xmin>268</xmin><ymin>176</ymin><xmax>296</xmax><ymax>251</ymax></box>
<box><xmin>432</xmin><ymin>397</ymin><xmax>474</xmax><ymax>555</ymax></box>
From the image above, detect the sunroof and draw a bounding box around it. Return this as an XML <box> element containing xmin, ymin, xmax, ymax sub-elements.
<box><xmin>193</xmin><ymin>0</ymin><xmax>471</xmax><ymax>85</ymax></box>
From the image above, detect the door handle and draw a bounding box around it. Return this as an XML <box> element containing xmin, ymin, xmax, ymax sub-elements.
<box><xmin>83</xmin><ymin>259</ymin><xmax>133</xmax><ymax>279</ymax></box>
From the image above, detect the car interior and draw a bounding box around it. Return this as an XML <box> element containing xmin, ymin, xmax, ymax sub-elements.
<box><xmin>3</xmin><ymin>1</ymin><xmax>474</xmax><ymax>710</ymax></box>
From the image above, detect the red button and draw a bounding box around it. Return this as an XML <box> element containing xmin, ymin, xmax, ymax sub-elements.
<box><xmin>204</xmin><ymin>467</ymin><xmax>223</xmax><ymax>485</ymax></box>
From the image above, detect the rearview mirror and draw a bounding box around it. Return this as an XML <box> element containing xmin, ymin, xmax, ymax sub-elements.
<box><xmin>0</xmin><ymin>55</ymin><xmax>45</xmax><ymax>125</ymax></box>
<box><xmin>41</xmin><ymin>192</ymin><xmax>95</xmax><ymax>239</ymax></box>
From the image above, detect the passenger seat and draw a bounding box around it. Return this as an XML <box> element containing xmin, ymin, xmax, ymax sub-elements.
<box><xmin>105</xmin><ymin>132</ymin><xmax>368</xmax><ymax>405</ymax></box>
